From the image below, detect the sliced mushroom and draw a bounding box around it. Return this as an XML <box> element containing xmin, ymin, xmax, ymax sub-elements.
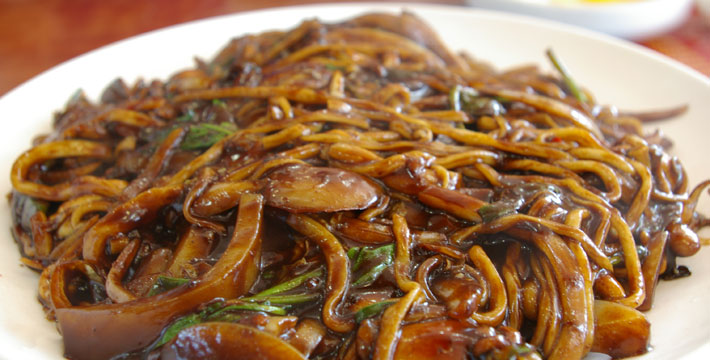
<box><xmin>263</xmin><ymin>164</ymin><xmax>381</xmax><ymax>213</ymax></box>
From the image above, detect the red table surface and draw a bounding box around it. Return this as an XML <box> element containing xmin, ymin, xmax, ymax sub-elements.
<box><xmin>0</xmin><ymin>0</ymin><xmax>708</xmax><ymax>97</ymax></box>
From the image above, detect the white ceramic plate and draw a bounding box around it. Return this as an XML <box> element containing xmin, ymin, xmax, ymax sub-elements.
<box><xmin>466</xmin><ymin>0</ymin><xmax>695</xmax><ymax>39</ymax></box>
<box><xmin>0</xmin><ymin>3</ymin><xmax>708</xmax><ymax>359</ymax></box>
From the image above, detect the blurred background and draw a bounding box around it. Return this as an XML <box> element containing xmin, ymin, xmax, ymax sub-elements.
<box><xmin>0</xmin><ymin>0</ymin><xmax>708</xmax><ymax>96</ymax></box>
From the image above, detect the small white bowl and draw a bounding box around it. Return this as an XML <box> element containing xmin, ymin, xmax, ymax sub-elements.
<box><xmin>466</xmin><ymin>0</ymin><xmax>695</xmax><ymax>39</ymax></box>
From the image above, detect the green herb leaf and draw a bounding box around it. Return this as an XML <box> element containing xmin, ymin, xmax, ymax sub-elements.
<box><xmin>347</xmin><ymin>247</ymin><xmax>361</xmax><ymax>260</ymax></box>
<box><xmin>354</xmin><ymin>300</ymin><xmax>397</xmax><ymax>323</ymax></box>
<box><xmin>181</xmin><ymin>123</ymin><xmax>236</xmax><ymax>150</ymax></box>
<box><xmin>208</xmin><ymin>303</ymin><xmax>287</xmax><ymax>318</ymax></box>
<box><xmin>248</xmin><ymin>267</ymin><xmax>324</xmax><ymax>299</ymax></box>
<box><xmin>353</xmin><ymin>263</ymin><xmax>390</xmax><ymax>287</ymax></box>
<box><xmin>147</xmin><ymin>276</ymin><xmax>190</xmax><ymax>297</ymax></box>
<box><xmin>352</xmin><ymin>244</ymin><xmax>394</xmax><ymax>272</ymax></box>
<box><xmin>249</xmin><ymin>293</ymin><xmax>320</xmax><ymax>305</ymax></box>
<box><xmin>218</xmin><ymin>121</ymin><xmax>238</xmax><ymax>132</ymax></box>
<box><xmin>152</xmin><ymin>300</ymin><xmax>277</xmax><ymax>349</ymax></box>
<box><xmin>546</xmin><ymin>48</ymin><xmax>588</xmax><ymax>104</ymax></box>
<box><xmin>351</xmin><ymin>244</ymin><xmax>395</xmax><ymax>287</ymax></box>
<box><xmin>153</xmin><ymin>313</ymin><xmax>201</xmax><ymax>348</ymax></box>
<box><xmin>205</xmin><ymin>312</ymin><xmax>243</xmax><ymax>323</ymax></box>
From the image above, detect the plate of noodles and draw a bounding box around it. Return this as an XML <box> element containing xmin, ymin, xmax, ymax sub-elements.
<box><xmin>0</xmin><ymin>3</ymin><xmax>708</xmax><ymax>360</ymax></box>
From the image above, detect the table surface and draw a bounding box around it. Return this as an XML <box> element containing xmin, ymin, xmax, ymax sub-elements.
<box><xmin>1</xmin><ymin>0</ymin><xmax>709</xmax><ymax>97</ymax></box>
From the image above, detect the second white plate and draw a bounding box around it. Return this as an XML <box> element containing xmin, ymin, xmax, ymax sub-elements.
<box><xmin>466</xmin><ymin>0</ymin><xmax>695</xmax><ymax>39</ymax></box>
